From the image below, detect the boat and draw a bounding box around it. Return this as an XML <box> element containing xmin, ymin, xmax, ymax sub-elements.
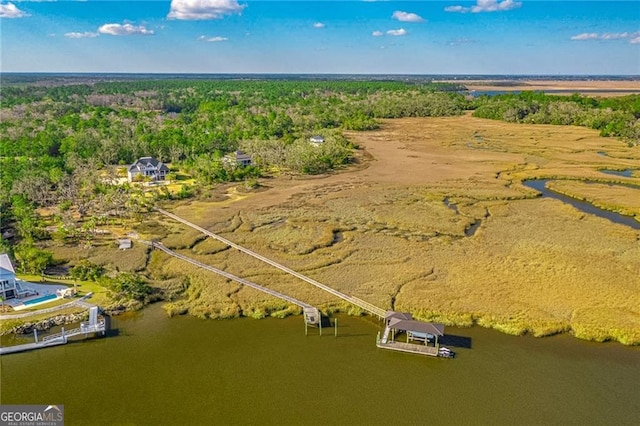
<box><xmin>438</xmin><ymin>346</ymin><xmax>455</xmax><ymax>358</ymax></box>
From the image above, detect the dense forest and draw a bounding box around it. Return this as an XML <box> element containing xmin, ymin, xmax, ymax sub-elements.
<box><xmin>473</xmin><ymin>91</ymin><xmax>640</xmax><ymax>141</ymax></box>
<box><xmin>0</xmin><ymin>78</ymin><xmax>638</xmax><ymax>272</ymax></box>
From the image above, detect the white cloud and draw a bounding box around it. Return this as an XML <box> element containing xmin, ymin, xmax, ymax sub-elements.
<box><xmin>601</xmin><ymin>32</ymin><xmax>629</xmax><ymax>40</ymax></box>
<box><xmin>65</xmin><ymin>31</ymin><xmax>99</xmax><ymax>39</ymax></box>
<box><xmin>198</xmin><ymin>35</ymin><xmax>228</xmax><ymax>42</ymax></box>
<box><xmin>570</xmin><ymin>33</ymin><xmax>599</xmax><ymax>41</ymax></box>
<box><xmin>167</xmin><ymin>0</ymin><xmax>245</xmax><ymax>20</ymax></box>
<box><xmin>444</xmin><ymin>5</ymin><xmax>465</xmax><ymax>13</ymax></box>
<box><xmin>445</xmin><ymin>0</ymin><xmax>522</xmax><ymax>14</ymax></box>
<box><xmin>392</xmin><ymin>11</ymin><xmax>424</xmax><ymax>23</ymax></box>
<box><xmin>313</xmin><ymin>22</ymin><xmax>325</xmax><ymax>29</ymax></box>
<box><xmin>98</xmin><ymin>23</ymin><xmax>154</xmax><ymax>36</ymax></box>
<box><xmin>0</xmin><ymin>2</ymin><xmax>30</xmax><ymax>18</ymax></box>
<box><xmin>372</xmin><ymin>30</ymin><xmax>383</xmax><ymax>37</ymax></box>
<box><xmin>571</xmin><ymin>31</ymin><xmax>640</xmax><ymax>44</ymax></box>
<box><xmin>386</xmin><ymin>28</ymin><xmax>407</xmax><ymax>36</ymax></box>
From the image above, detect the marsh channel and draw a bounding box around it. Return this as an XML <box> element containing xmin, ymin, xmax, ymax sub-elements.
<box><xmin>1</xmin><ymin>303</ymin><xmax>639</xmax><ymax>425</ymax></box>
<box><xmin>523</xmin><ymin>179</ymin><xmax>640</xmax><ymax>230</ymax></box>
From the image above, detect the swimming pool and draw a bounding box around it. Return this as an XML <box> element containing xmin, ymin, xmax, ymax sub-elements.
<box><xmin>23</xmin><ymin>294</ymin><xmax>58</xmax><ymax>306</ymax></box>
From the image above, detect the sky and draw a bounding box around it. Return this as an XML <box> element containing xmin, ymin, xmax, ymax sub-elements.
<box><xmin>1</xmin><ymin>1</ymin><xmax>639</xmax><ymax>74</ymax></box>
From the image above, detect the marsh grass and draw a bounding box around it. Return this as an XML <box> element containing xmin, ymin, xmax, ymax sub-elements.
<box><xmin>44</xmin><ymin>116</ymin><xmax>639</xmax><ymax>344</ymax></box>
<box><xmin>546</xmin><ymin>180</ymin><xmax>640</xmax><ymax>219</ymax></box>
<box><xmin>155</xmin><ymin>180</ymin><xmax>640</xmax><ymax>344</ymax></box>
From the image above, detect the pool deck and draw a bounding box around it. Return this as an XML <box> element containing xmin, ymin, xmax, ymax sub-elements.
<box><xmin>4</xmin><ymin>280</ymin><xmax>69</xmax><ymax>310</ymax></box>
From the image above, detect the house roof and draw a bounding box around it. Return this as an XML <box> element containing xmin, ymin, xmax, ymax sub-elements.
<box><xmin>388</xmin><ymin>318</ymin><xmax>445</xmax><ymax>336</ymax></box>
<box><xmin>128</xmin><ymin>157</ymin><xmax>170</xmax><ymax>172</ymax></box>
<box><xmin>226</xmin><ymin>151</ymin><xmax>252</xmax><ymax>161</ymax></box>
<box><xmin>118</xmin><ymin>239</ymin><xmax>132</xmax><ymax>249</ymax></box>
<box><xmin>0</xmin><ymin>253</ymin><xmax>15</xmax><ymax>275</ymax></box>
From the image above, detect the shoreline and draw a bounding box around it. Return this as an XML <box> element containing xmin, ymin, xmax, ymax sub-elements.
<box><xmin>19</xmin><ymin>115</ymin><xmax>640</xmax><ymax>347</ymax></box>
<box><xmin>2</xmin><ymin>289</ymin><xmax>637</xmax><ymax>346</ymax></box>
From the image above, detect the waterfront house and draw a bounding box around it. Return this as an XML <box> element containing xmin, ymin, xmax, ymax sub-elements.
<box><xmin>0</xmin><ymin>253</ymin><xmax>18</xmax><ymax>300</ymax></box>
<box><xmin>224</xmin><ymin>151</ymin><xmax>253</xmax><ymax>167</ymax></box>
<box><xmin>127</xmin><ymin>157</ymin><xmax>170</xmax><ymax>182</ymax></box>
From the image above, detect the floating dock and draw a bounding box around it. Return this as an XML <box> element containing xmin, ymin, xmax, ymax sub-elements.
<box><xmin>0</xmin><ymin>306</ymin><xmax>106</xmax><ymax>355</ymax></box>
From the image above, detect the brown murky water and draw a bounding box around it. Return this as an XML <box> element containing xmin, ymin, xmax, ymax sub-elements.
<box><xmin>1</xmin><ymin>304</ymin><xmax>639</xmax><ymax>425</ymax></box>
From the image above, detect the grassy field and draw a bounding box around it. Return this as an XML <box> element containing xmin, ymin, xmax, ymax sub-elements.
<box><xmin>45</xmin><ymin>115</ymin><xmax>640</xmax><ymax>345</ymax></box>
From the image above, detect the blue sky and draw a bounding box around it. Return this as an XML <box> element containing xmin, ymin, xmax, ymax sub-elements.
<box><xmin>1</xmin><ymin>1</ymin><xmax>639</xmax><ymax>74</ymax></box>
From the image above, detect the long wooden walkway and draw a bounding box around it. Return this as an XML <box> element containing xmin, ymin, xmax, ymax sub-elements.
<box><xmin>148</xmin><ymin>241</ymin><xmax>314</xmax><ymax>311</ymax></box>
<box><xmin>156</xmin><ymin>208</ymin><xmax>386</xmax><ymax>318</ymax></box>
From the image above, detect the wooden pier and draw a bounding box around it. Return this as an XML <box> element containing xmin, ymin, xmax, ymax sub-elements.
<box><xmin>377</xmin><ymin>340</ymin><xmax>440</xmax><ymax>357</ymax></box>
<box><xmin>148</xmin><ymin>241</ymin><xmax>320</xmax><ymax>326</ymax></box>
<box><xmin>156</xmin><ymin>208</ymin><xmax>386</xmax><ymax>319</ymax></box>
<box><xmin>0</xmin><ymin>306</ymin><xmax>106</xmax><ymax>355</ymax></box>
<box><xmin>152</xmin><ymin>210</ymin><xmax>455</xmax><ymax>357</ymax></box>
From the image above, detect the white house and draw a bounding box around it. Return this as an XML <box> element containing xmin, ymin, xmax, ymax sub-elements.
<box><xmin>127</xmin><ymin>157</ymin><xmax>170</xmax><ymax>182</ymax></box>
<box><xmin>0</xmin><ymin>253</ymin><xmax>18</xmax><ymax>300</ymax></box>
<box><xmin>223</xmin><ymin>151</ymin><xmax>253</xmax><ymax>167</ymax></box>
<box><xmin>309</xmin><ymin>135</ymin><xmax>325</xmax><ymax>146</ymax></box>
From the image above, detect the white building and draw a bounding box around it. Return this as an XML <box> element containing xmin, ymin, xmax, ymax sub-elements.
<box><xmin>0</xmin><ymin>253</ymin><xmax>18</xmax><ymax>300</ymax></box>
<box><xmin>309</xmin><ymin>135</ymin><xmax>325</xmax><ymax>146</ymax></box>
<box><xmin>224</xmin><ymin>151</ymin><xmax>253</xmax><ymax>167</ymax></box>
<box><xmin>127</xmin><ymin>157</ymin><xmax>170</xmax><ymax>182</ymax></box>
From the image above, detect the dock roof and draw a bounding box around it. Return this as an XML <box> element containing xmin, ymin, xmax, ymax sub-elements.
<box><xmin>385</xmin><ymin>311</ymin><xmax>413</xmax><ymax>321</ymax></box>
<box><xmin>388</xmin><ymin>318</ymin><xmax>445</xmax><ymax>336</ymax></box>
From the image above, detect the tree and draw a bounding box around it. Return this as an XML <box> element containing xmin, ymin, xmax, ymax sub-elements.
<box><xmin>14</xmin><ymin>243</ymin><xmax>54</xmax><ymax>275</ymax></box>
<box><xmin>102</xmin><ymin>272</ymin><xmax>151</xmax><ymax>301</ymax></box>
<box><xmin>0</xmin><ymin>237</ymin><xmax>12</xmax><ymax>257</ymax></box>
<box><xmin>70</xmin><ymin>259</ymin><xmax>104</xmax><ymax>281</ymax></box>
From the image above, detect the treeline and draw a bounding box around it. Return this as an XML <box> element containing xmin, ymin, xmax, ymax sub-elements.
<box><xmin>0</xmin><ymin>80</ymin><xmax>467</xmax><ymax>163</ymax></box>
<box><xmin>0</xmin><ymin>79</ymin><xmax>468</xmax><ymax>260</ymax></box>
<box><xmin>0</xmin><ymin>79</ymin><xmax>468</xmax><ymax>198</ymax></box>
<box><xmin>473</xmin><ymin>92</ymin><xmax>640</xmax><ymax>144</ymax></box>
<box><xmin>2</xmin><ymin>80</ymin><xmax>638</xmax><ymax>250</ymax></box>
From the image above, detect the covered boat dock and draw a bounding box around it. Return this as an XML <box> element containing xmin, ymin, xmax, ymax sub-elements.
<box><xmin>377</xmin><ymin>311</ymin><xmax>453</xmax><ymax>358</ymax></box>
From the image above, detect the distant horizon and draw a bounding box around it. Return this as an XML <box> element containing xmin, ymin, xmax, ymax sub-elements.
<box><xmin>1</xmin><ymin>1</ymin><xmax>638</xmax><ymax>75</ymax></box>
<box><xmin>2</xmin><ymin>72</ymin><xmax>639</xmax><ymax>78</ymax></box>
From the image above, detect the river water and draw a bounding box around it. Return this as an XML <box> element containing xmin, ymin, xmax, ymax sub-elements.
<box><xmin>1</xmin><ymin>304</ymin><xmax>638</xmax><ymax>425</ymax></box>
<box><xmin>523</xmin><ymin>179</ymin><xmax>640</xmax><ymax>230</ymax></box>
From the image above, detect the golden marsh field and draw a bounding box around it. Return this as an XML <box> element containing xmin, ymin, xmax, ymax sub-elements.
<box><xmin>119</xmin><ymin>116</ymin><xmax>640</xmax><ymax>345</ymax></box>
